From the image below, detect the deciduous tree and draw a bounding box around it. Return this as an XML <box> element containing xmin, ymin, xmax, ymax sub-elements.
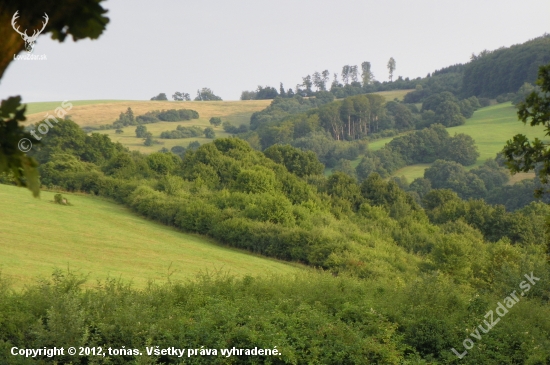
<box><xmin>302</xmin><ymin>75</ymin><xmax>313</xmax><ymax>95</ymax></box>
<box><xmin>361</xmin><ymin>61</ymin><xmax>374</xmax><ymax>86</ymax></box>
<box><xmin>209</xmin><ymin>117</ymin><xmax>222</xmax><ymax>127</ymax></box>
<box><xmin>341</xmin><ymin>65</ymin><xmax>350</xmax><ymax>85</ymax></box>
<box><xmin>204</xmin><ymin>127</ymin><xmax>215</xmax><ymax>139</ymax></box>
<box><xmin>387</xmin><ymin>57</ymin><xmax>396</xmax><ymax>82</ymax></box>
<box><xmin>503</xmin><ymin>63</ymin><xmax>550</xmax><ymax>196</ymax></box>
<box><xmin>151</xmin><ymin>93</ymin><xmax>168</xmax><ymax>101</ymax></box>
<box><xmin>195</xmin><ymin>88</ymin><xmax>222</xmax><ymax>101</ymax></box>
<box><xmin>172</xmin><ymin>92</ymin><xmax>190</xmax><ymax>101</ymax></box>
<box><xmin>135</xmin><ymin>125</ymin><xmax>148</xmax><ymax>138</ymax></box>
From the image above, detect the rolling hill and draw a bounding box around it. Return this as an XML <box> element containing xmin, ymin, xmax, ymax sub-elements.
<box><xmin>0</xmin><ymin>184</ymin><xmax>302</xmax><ymax>288</ymax></box>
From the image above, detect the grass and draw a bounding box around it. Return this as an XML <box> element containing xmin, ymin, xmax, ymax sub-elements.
<box><xmin>102</xmin><ymin>120</ymin><xmax>236</xmax><ymax>154</ymax></box>
<box><xmin>448</xmin><ymin>103</ymin><xmax>548</xmax><ymax>166</ymax></box>
<box><xmin>506</xmin><ymin>172</ymin><xmax>536</xmax><ymax>185</ymax></box>
<box><xmin>392</xmin><ymin>164</ymin><xmax>432</xmax><ymax>181</ymax></box>
<box><xmin>0</xmin><ymin>184</ymin><xmax>301</xmax><ymax>289</ymax></box>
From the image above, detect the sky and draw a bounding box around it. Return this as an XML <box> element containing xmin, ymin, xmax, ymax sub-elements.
<box><xmin>1</xmin><ymin>0</ymin><xmax>549</xmax><ymax>102</ymax></box>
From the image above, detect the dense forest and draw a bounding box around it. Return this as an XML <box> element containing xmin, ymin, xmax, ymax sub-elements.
<box><xmin>462</xmin><ymin>35</ymin><xmax>550</xmax><ymax>97</ymax></box>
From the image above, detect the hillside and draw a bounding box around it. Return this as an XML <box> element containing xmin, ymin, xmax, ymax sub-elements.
<box><xmin>0</xmin><ymin>184</ymin><xmax>301</xmax><ymax>288</ymax></box>
<box><xmin>366</xmin><ymin>102</ymin><xmax>549</xmax><ymax>181</ymax></box>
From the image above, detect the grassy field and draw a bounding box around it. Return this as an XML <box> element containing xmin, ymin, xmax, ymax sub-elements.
<box><xmin>23</xmin><ymin>92</ymin><xmax>410</xmax><ymax>128</ymax></box>
<box><xmin>362</xmin><ymin>103</ymin><xmax>549</xmax><ymax>181</ymax></box>
<box><xmin>391</xmin><ymin>164</ymin><xmax>432</xmax><ymax>181</ymax></box>
<box><xmin>448</xmin><ymin>103</ymin><xmax>548</xmax><ymax>165</ymax></box>
<box><xmin>101</xmin><ymin>119</ymin><xmax>237</xmax><ymax>153</ymax></box>
<box><xmin>0</xmin><ymin>185</ymin><xmax>301</xmax><ymax>288</ymax></box>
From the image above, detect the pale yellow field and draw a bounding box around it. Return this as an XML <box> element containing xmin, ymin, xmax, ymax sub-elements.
<box><xmin>24</xmin><ymin>100</ymin><xmax>272</xmax><ymax>128</ymax></box>
<box><xmin>506</xmin><ymin>172</ymin><xmax>536</xmax><ymax>185</ymax></box>
<box><xmin>371</xmin><ymin>89</ymin><xmax>413</xmax><ymax>101</ymax></box>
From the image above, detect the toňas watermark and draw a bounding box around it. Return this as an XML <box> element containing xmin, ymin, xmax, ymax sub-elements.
<box><xmin>451</xmin><ymin>272</ymin><xmax>541</xmax><ymax>359</ymax></box>
<box><xmin>18</xmin><ymin>100</ymin><xmax>73</xmax><ymax>152</ymax></box>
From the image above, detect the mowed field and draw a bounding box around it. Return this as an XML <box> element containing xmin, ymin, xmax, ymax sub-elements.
<box><xmin>367</xmin><ymin>103</ymin><xmax>549</xmax><ymax>181</ymax></box>
<box><xmin>370</xmin><ymin>89</ymin><xmax>413</xmax><ymax>102</ymax></box>
<box><xmin>0</xmin><ymin>185</ymin><xmax>301</xmax><ymax>288</ymax></box>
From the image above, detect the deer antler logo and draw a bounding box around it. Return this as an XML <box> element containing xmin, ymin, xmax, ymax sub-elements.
<box><xmin>11</xmin><ymin>11</ymin><xmax>49</xmax><ymax>54</ymax></box>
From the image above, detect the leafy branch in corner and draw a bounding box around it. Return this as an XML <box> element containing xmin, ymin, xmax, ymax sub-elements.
<box><xmin>0</xmin><ymin>96</ymin><xmax>40</xmax><ymax>196</ymax></box>
<box><xmin>503</xmin><ymin>64</ymin><xmax>550</xmax><ymax>197</ymax></box>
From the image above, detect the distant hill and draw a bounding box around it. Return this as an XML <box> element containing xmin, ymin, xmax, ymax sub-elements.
<box><xmin>404</xmin><ymin>34</ymin><xmax>550</xmax><ymax>103</ymax></box>
<box><xmin>462</xmin><ymin>34</ymin><xmax>550</xmax><ymax>97</ymax></box>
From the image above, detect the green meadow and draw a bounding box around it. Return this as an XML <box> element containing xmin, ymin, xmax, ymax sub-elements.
<box><xmin>366</xmin><ymin>103</ymin><xmax>549</xmax><ymax>181</ymax></box>
<box><xmin>448</xmin><ymin>102</ymin><xmax>548</xmax><ymax>164</ymax></box>
<box><xmin>0</xmin><ymin>185</ymin><xmax>301</xmax><ymax>288</ymax></box>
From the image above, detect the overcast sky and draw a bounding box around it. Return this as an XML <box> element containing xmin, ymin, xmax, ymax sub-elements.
<box><xmin>1</xmin><ymin>0</ymin><xmax>549</xmax><ymax>102</ymax></box>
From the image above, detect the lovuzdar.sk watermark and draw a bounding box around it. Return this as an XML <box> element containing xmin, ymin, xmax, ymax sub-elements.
<box><xmin>11</xmin><ymin>10</ymin><xmax>48</xmax><ymax>60</ymax></box>
<box><xmin>451</xmin><ymin>272</ymin><xmax>541</xmax><ymax>359</ymax></box>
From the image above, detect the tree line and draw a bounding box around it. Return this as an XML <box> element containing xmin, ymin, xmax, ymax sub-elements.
<box><xmin>151</xmin><ymin>88</ymin><xmax>223</xmax><ymax>101</ymax></box>
<box><xmin>159</xmin><ymin>125</ymin><xmax>215</xmax><ymax>139</ymax></box>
